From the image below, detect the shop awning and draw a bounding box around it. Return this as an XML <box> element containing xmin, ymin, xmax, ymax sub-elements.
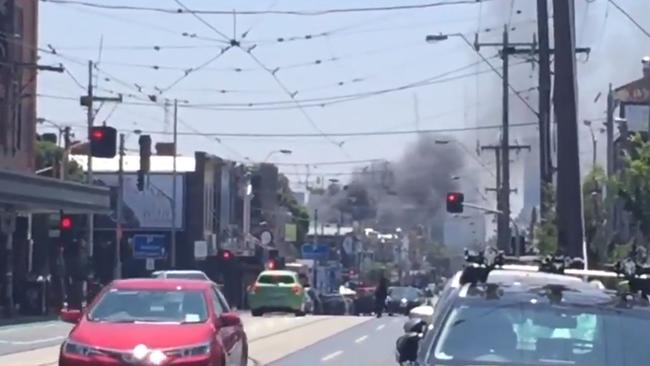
<box><xmin>0</xmin><ymin>169</ymin><xmax>110</xmax><ymax>213</ymax></box>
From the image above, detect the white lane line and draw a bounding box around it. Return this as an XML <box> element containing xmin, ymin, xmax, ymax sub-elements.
<box><xmin>321</xmin><ymin>350</ymin><xmax>343</xmax><ymax>362</ymax></box>
<box><xmin>376</xmin><ymin>324</ymin><xmax>385</xmax><ymax>331</ymax></box>
<box><xmin>355</xmin><ymin>335</ymin><xmax>368</xmax><ymax>344</ymax></box>
<box><xmin>0</xmin><ymin>322</ymin><xmax>60</xmax><ymax>334</ymax></box>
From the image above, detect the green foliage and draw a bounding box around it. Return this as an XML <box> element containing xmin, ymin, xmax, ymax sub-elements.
<box><xmin>612</xmin><ymin>134</ymin><xmax>650</xmax><ymax>239</ymax></box>
<box><xmin>35</xmin><ymin>141</ymin><xmax>84</xmax><ymax>182</ymax></box>
<box><xmin>535</xmin><ymin>183</ymin><xmax>558</xmax><ymax>255</ymax></box>
<box><xmin>582</xmin><ymin>166</ymin><xmax>608</xmax><ymax>263</ymax></box>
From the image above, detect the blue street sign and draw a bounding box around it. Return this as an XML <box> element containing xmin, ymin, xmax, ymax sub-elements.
<box><xmin>133</xmin><ymin>234</ymin><xmax>167</xmax><ymax>259</ymax></box>
<box><xmin>301</xmin><ymin>244</ymin><xmax>329</xmax><ymax>261</ymax></box>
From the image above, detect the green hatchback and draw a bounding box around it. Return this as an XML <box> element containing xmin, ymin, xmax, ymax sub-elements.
<box><xmin>248</xmin><ymin>270</ymin><xmax>306</xmax><ymax>317</ymax></box>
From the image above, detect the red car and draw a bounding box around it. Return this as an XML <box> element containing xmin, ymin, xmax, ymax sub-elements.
<box><xmin>58</xmin><ymin>278</ymin><xmax>248</xmax><ymax>366</ymax></box>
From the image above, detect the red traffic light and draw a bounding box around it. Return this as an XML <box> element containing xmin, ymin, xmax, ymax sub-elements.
<box><xmin>91</xmin><ymin>129</ymin><xmax>105</xmax><ymax>140</ymax></box>
<box><xmin>267</xmin><ymin>260</ymin><xmax>276</xmax><ymax>270</ymax></box>
<box><xmin>446</xmin><ymin>192</ymin><xmax>464</xmax><ymax>213</ymax></box>
<box><xmin>220</xmin><ymin>250</ymin><xmax>233</xmax><ymax>260</ymax></box>
<box><xmin>60</xmin><ymin>216</ymin><xmax>73</xmax><ymax>230</ymax></box>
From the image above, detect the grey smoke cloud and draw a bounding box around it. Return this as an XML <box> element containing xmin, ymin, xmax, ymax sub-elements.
<box><xmin>313</xmin><ymin>134</ymin><xmax>465</xmax><ymax>229</ymax></box>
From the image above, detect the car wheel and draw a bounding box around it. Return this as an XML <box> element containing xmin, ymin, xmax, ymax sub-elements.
<box><xmin>295</xmin><ymin>310</ymin><xmax>306</xmax><ymax>317</ymax></box>
<box><xmin>240</xmin><ymin>344</ymin><xmax>248</xmax><ymax>366</ymax></box>
<box><xmin>251</xmin><ymin>309</ymin><xmax>263</xmax><ymax>317</ymax></box>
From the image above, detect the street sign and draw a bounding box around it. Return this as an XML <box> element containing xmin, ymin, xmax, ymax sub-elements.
<box><xmin>301</xmin><ymin>244</ymin><xmax>330</xmax><ymax>261</ymax></box>
<box><xmin>194</xmin><ymin>240</ymin><xmax>207</xmax><ymax>260</ymax></box>
<box><xmin>145</xmin><ymin>258</ymin><xmax>155</xmax><ymax>271</ymax></box>
<box><xmin>133</xmin><ymin>234</ymin><xmax>167</xmax><ymax>259</ymax></box>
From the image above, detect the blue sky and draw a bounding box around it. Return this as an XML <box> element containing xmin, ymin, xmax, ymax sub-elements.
<box><xmin>36</xmin><ymin>0</ymin><xmax>650</xmax><ymax>204</ymax></box>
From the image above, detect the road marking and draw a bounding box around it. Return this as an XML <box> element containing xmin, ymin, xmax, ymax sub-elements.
<box><xmin>376</xmin><ymin>324</ymin><xmax>385</xmax><ymax>331</ymax></box>
<box><xmin>321</xmin><ymin>350</ymin><xmax>343</xmax><ymax>362</ymax></box>
<box><xmin>355</xmin><ymin>335</ymin><xmax>368</xmax><ymax>344</ymax></box>
<box><xmin>0</xmin><ymin>336</ymin><xmax>65</xmax><ymax>345</ymax></box>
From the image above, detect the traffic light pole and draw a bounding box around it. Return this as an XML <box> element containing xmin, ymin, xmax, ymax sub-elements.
<box><xmin>462</xmin><ymin>202</ymin><xmax>523</xmax><ymax>256</ymax></box>
<box><xmin>171</xmin><ymin>100</ymin><xmax>178</xmax><ymax>268</ymax></box>
<box><xmin>115</xmin><ymin>134</ymin><xmax>125</xmax><ymax>279</ymax></box>
<box><xmin>82</xmin><ymin>60</ymin><xmax>122</xmax><ymax>258</ymax></box>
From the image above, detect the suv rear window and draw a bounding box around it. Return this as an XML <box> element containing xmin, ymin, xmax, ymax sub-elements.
<box><xmin>258</xmin><ymin>275</ymin><xmax>296</xmax><ymax>284</ymax></box>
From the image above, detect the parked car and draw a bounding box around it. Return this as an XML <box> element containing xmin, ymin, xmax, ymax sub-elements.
<box><xmin>352</xmin><ymin>285</ymin><xmax>376</xmax><ymax>315</ymax></box>
<box><xmin>319</xmin><ymin>293</ymin><xmax>353</xmax><ymax>315</ymax></box>
<box><xmin>247</xmin><ymin>270</ymin><xmax>306</xmax><ymax>317</ymax></box>
<box><xmin>58</xmin><ymin>278</ymin><xmax>247</xmax><ymax>366</ymax></box>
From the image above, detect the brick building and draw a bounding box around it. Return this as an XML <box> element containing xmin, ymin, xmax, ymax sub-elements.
<box><xmin>0</xmin><ymin>1</ymin><xmax>109</xmax><ymax>317</ymax></box>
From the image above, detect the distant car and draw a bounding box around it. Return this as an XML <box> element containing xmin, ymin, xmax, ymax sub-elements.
<box><xmin>353</xmin><ymin>285</ymin><xmax>376</xmax><ymax>315</ymax></box>
<box><xmin>58</xmin><ymin>278</ymin><xmax>248</xmax><ymax>366</ymax></box>
<box><xmin>152</xmin><ymin>270</ymin><xmax>210</xmax><ymax>281</ymax></box>
<box><xmin>305</xmin><ymin>287</ymin><xmax>323</xmax><ymax>314</ymax></box>
<box><xmin>247</xmin><ymin>270</ymin><xmax>307</xmax><ymax>317</ymax></box>
<box><xmin>385</xmin><ymin>286</ymin><xmax>426</xmax><ymax>315</ymax></box>
<box><xmin>319</xmin><ymin>293</ymin><xmax>353</xmax><ymax>315</ymax></box>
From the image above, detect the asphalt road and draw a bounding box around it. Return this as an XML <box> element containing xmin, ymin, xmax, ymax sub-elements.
<box><xmin>0</xmin><ymin>320</ymin><xmax>72</xmax><ymax>355</ymax></box>
<box><xmin>0</xmin><ymin>313</ymin><xmax>374</xmax><ymax>366</ymax></box>
<box><xmin>267</xmin><ymin>314</ymin><xmax>405</xmax><ymax>366</ymax></box>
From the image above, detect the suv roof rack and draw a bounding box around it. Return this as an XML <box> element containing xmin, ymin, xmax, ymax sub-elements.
<box><xmin>459</xmin><ymin>247</ymin><xmax>584</xmax><ymax>285</ymax></box>
<box><xmin>459</xmin><ymin>246</ymin><xmax>650</xmax><ymax>301</ymax></box>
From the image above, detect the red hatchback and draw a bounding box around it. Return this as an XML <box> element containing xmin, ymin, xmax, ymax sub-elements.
<box><xmin>58</xmin><ymin>278</ymin><xmax>248</xmax><ymax>366</ymax></box>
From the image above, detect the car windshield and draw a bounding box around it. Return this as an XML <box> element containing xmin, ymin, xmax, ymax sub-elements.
<box><xmin>389</xmin><ymin>287</ymin><xmax>420</xmax><ymax>299</ymax></box>
<box><xmin>88</xmin><ymin>289</ymin><xmax>208</xmax><ymax>324</ymax></box>
<box><xmin>258</xmin><ymin>274</ymin><xmax>296</xmax><ymax>284</ymax></box>
<box><xmin>429</xmin><ymin>301</ymin><xmax>650</xmax><ymax>366</ymax></box>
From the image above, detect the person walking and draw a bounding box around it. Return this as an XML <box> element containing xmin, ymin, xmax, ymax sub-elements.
<box><xmin>375</xmin><ymin>275</ymin><xmax>388</xmax><ymax>318</ymax></box>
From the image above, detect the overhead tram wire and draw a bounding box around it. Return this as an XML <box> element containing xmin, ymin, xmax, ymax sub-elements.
<box><xmin>173</xmin><ymin>0</ymin><xmax>232</xmax><ymax>42</ymax></box>
<box><xmin>42</xmin><ymin>1</ymin><xmax>493</xmax><ymax>16</ymax></box>
<box><xmin>608</xmin><ymin>0</ymin><xmax>650</xmax><ymax>39</ymax></box>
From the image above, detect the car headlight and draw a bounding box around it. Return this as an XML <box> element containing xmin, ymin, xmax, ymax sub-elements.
<box><xmin>168</xmin><ymin>342</ymin><xmax>211</xmax><ymax>358</ymax></box>
<box><xmin>401</xmin><ymin>298</ymin><xmax>408</xmax><ymax>303</ymax></box>
<box><xmin>63</xmin><ymin>339</ymin><xmax>102</xmax><ymax>357</ymax></box>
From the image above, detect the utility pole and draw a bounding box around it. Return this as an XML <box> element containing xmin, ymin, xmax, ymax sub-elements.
<box><xmin>62</xmin><ymin>127</ymin><xmax>71</xmax><ymax>180</ymax></box>
<box><xmin>80</xmin><ymin>60</ymin><xmax>122</xmax><ymax>259</ymax></box>
<box><xmin>313</xmin><ymin>209</ymin><xmax>319</xmax><ymax>245</ymax></box>
<box><xmin>553</xmin><ymin>0</ymin><xmax>584</xmax><ymax>258</ymax></box>
<box><xmin>481</xmin><ymin>143</ymin><xmax>530</xmax><ymax>252</ymax></box>
<box><xmin>500</xmin><ymin>27</ymin><xmax>512</xmax><ymax>254</ymax></box>
<box><xmin>171</xmin><ymin>99</ymin><xmax>178</xmax><ymax>268</ymax></box>
<box><xmin>537</xmin><ymin>0</ymin><xmax>553</xmax><ymax>217</ymax></box>
<box><xmin>115</xmin><ymin>134</ymin><xmax>124</xmax><ymax>279</ymax></box>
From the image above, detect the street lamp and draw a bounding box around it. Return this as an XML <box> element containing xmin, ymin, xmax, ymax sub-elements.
<box><xmin>264</xmin><ymin>149</ymin><xmax>292</xmax><ymax>162</ymax></box>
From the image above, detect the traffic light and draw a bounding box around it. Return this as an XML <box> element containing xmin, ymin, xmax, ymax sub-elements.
<box><xmin>218</xmin><ymin>249</ymin><xmax>234</xmax><ymax>261</ymax></box>
<box><xmin>138</xmin><ymin>135</ymin><xmax>152</xmax><ymax>173</ymax></box>
<box><xmin>89</xmin><ymin>126</ymin><xmax>117</xmax><ymax>158</ymax></box>
<box><xmin>446</xmin><ymin>192</ymin><xmax>464</xmax><ymax>213</ymax></box>
<box><xmin>59</xmin><ymin>214</ymin><xmax>74</xmax><ymax>246</ymax></box>
<box><xmin>137</xmin><ymin>135</ymin><xmax>151</xmax><ymax>192</ymax></box>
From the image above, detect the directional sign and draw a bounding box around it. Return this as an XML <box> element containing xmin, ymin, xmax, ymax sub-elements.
<box><xmin>301</xmin><ymin>244</ymin><xmax>330</xmax><ymax>261</ymax></box>
<box><xmin>133</xmin><ymin>234</ymin><xmax>167</xmax><ymax>259</ymax></box>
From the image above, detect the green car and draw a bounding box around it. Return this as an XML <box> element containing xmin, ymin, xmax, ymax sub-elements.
<box><xmin>248</xmin><ymin>270</ymin><xmax>306</xmax><ymax>317</ymax></box>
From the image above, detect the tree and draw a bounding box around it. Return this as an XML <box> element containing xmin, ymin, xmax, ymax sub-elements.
<box><xmin>35</xmin><ymin>140</ymin><xmax>84</xmax><ymax>182</ymax></box>
<box><xmin>613</xmin><ymin>134</ymin><xmax>650</xmax><ymax>242</ymax></box>
<box><xmin>535</xmin><ymin>183</ymin><xmax>558</xmax><ymax>255</ymax></box>
<box><xmin>582</xmin><ymin>166</ymin><xmax>608</xmax><ymax>264</ymax></box>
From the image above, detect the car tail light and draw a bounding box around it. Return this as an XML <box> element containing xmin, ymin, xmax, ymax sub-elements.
<box><xmin>291</xmin><ymin>285</ymin><xmax>302</xmax><ymax>295</ymax></box>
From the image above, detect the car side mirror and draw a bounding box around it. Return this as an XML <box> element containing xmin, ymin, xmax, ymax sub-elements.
<box><xmin>395</xmin><ymin>332</ymin><xmax>420</xmax><ymax>363</ymax></box>
<box><xmin>60</xmin><ymin>308</ymin><xmax>82</xmax><ymax>324</ymax></box>
<box><xmin>219</xmin><ymin>312</ymin><xmax>242</xmax><ymax>327</ymax></box>
<box><xmin>403</xmin><ymin>318</ymin><xmax>427</xmax><ymax>334</ymax></box>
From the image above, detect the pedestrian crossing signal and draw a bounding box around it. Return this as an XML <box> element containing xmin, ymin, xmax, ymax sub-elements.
<box><xmin>446</xmin><ymin>192</ymin><xmax>464</xmax><ymax>213</ymax></box>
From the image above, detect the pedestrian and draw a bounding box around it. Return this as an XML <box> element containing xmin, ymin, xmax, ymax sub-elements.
<box><xmin>375</xmin><ymin>275</ymin><xmax>388</xmax><ymax>318</ymax></box>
